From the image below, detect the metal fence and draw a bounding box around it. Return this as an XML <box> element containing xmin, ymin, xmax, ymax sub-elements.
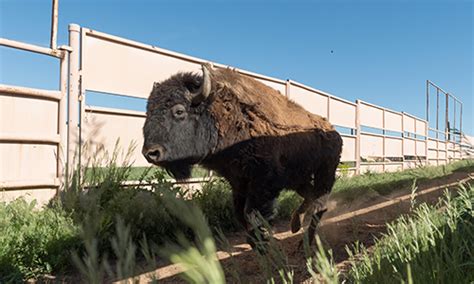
<box><xmin>0</xmin><ymin>24</ymin><xmax>466</xmax><ymax>205</ymax></box>
<box><xmin>0</xmin><ymin>38</ymin><xmax>70</xmax><ymax>204</ymax></box>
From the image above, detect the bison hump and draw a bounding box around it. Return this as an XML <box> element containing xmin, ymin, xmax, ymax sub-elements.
<box><xmin>209</xmin><ymin>68</ymin><xmax>334</xmax><ymax>143</ymax></box>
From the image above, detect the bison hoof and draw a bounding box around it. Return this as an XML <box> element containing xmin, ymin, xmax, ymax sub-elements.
<box><xmin>290</xmin><ymin>211</ymin><xmax>305</xmax><ymax>233</ymax></box>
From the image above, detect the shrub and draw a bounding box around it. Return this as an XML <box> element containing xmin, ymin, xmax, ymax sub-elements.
<box><xmin>62</xmin><ymin>167</ymin><xmax>190</xmax><ymax>253</ymax></box>
<box><xmin>276</xmin><ymin>190</ymin><xmax>303</xmax><ymax>219</ymax></box>
<box><xmin>0</xmin><ymin>199</ymin><xmax>79</xmax><ymax>282</ymax></box>
<box><xmin>192</xmin><ymin>178</ymin><xmax>237</xmax><ymax>232</ymax></box>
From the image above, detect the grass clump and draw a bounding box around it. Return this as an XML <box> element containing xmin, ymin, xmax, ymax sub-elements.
<box><xmin>191</xmin><ymin>178</ymin><xmax>237</xmax><ymax>232</ymax></box>
<box><xmin>277</xmin><ymin>189</ymin><xmax>303</xmax><ymax>219</ymax></box>
<box><xmin>0</xmin><ymin>199</ymin><xmax>79</xmax><ymax>282</ymax></box>
<box><xmin>345</xmin><ymin>183</ymin><xmax>474</xmax><ymax>283</ymax></box>
<box><xmin>159</xmin><ymin>190</ymin><xmax>225</xmax><ymax>284</ymax></box>
<box><xmin>333</xmin><ymin>159</ymin><xmax>474</xmax><ymax>201</ymax></box>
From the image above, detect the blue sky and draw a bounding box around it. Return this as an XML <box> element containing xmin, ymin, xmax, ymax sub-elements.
<box><xmin>1</xmin><ymin>0</ymin><xmax>472</xmax><ymax>135</ymax></box>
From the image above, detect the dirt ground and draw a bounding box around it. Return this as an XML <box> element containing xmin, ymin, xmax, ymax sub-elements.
<box><xmin>149</xmin><ymin>170</ymin><xmax>473</xmax><ymax>283</ymax></box>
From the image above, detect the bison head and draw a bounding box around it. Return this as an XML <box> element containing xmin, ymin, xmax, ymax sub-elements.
<box><xmin>142</xmin><ymin>65</ymin><xmax>218</xmax><ymax>179</ymax></box>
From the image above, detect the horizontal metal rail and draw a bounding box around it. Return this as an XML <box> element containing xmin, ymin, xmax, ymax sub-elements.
<box><xmin>360</xmin><ymin>131</ymin><xmax>403</xmax><ymax>140</ymax></box>
<box><xmin>81</xmin><ymin>177</ymin><xmax>214</xmax><ymax>189</ymax></box>
<box><xmin>339</xmin><ymin>133</ymin><xmax>357</xmax><ymax>138</ymax></box>
<box><xmin>0</xmin><ymin>178</ymin><xmax>60</xmax><ymax>189</ymax></box>
<box><xmin>0</xmin><ymin>84</ymin><xmax>62</xmax><ymax>101</ymax></box>
<box><xmin>0</xmin><ymin>133</ymin><xmax>60</xmax><ymax>144</ymax></box>
<box><xmin>0</xmin><ymin>38</ymin><xmax>64</xmax><ymax>58</ymax></box>
<box><xmin>85</xmin><ymin>106</ymin><xmax>146</xmax><ymax>118</ymax></box>
<box><xmin>360</xmin><ymin>161</ymin><xmax>404</xmax><ymax>165</ymax></box>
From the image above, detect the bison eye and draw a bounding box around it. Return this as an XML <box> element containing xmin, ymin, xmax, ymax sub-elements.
<box><xmin>172</xmin><ymin>104</ymin><xmax>187</xmax><ymax>120</ymax></box>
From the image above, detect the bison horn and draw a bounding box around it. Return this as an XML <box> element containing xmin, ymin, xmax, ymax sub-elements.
<box><xmin>191</xmin><ymin>64</ymin><xmax>212</xmax><ymax>105</ymax></box>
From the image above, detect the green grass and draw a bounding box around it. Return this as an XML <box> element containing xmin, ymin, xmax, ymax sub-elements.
<box><xmin>333</xmin><ymin>159</ymin><xmax>474</xmax><ymax>201</ymax></box>
<box><xmin>84</xmin><ymin>166</ymin><xmax>211</xmax><ymax>182</ymax></box>
<box><xmin>0</xmin><ymin>199</ymin><xmax>79</xmax><ymax>283</ymax></box>
<box><xmin>345</xmin><ymin>184</ymin><xmax>474</xmax><ymax>283</ymax></box>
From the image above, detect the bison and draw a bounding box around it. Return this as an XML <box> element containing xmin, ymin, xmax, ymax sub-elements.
<box><xmin>142</xmin><ymin>63</ymin><xmax>342</xmax><ymax>248</ymax></box>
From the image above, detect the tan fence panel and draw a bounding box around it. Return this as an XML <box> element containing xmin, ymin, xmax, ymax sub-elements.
<box><xmin>82</xmin><ymin>30</ymin><xmax>202</xmax><ymax>98</ymax></box>
<box><xmin>384</xmin><ymin>111</ymin><xmax>403</xmax><ymax>132</ymax></box>
<box><xmin>0</xmin><ymin>94</ymin><xmax>58</xmax><ymax>137</ymax></box>
<box><xmin>403</xmin><ymin>138</ymin><xmax>416</xmax><ymax>156</ymax></box>
<box><xmin>416</xmin><ymin>140</ymin><xmax>426</xmax><ymax>156</ymax></box>
<box><xmin>447</xmin><ymin>142</ymin><xmax>455</xmax><ymax>150</ymax></box>
<box><xmin>82</xmin><ymin>29</ymin><xmax>288</xmax><ymax>100</ymax></box>
<box><xmin>83</xmin><ymin>107</ymin><xmax>148</xmax><ymax>167</ymax></box>
<box><xmin>404</xmin><ymin>161</ymin><xmax>417</xmax><ymax>169</ymax></box>
<box><xmin>0</xmin><ymin>86</ymin><xmax>61</xmax><ymax>199</ymax></box>
<box><xmin>415</xmin><ymin>120</ymin><xmax>426</xmax><ymax>136</ymax></box>
<box><xmin>385</xmin><ymin>164</ymin><xmax>403</xmax><ymax>172</ymax></box>
<box><xmin>360</xmin><ymin>134</ymin><xmax>383</xmax><ymax>158</ymax></box>
<box><xmin>329</xmin><ymin>98</ymin><xmax>356</xmax><ymax>129</ymax></box>
<box><xmin>427</xmin><ymin>139</ymin><xmax>437</xmax><ymax>149</ymax></box>
<box><xmin>447</xmin><ymin>150</ymin><xmax>455</xmax><ymax>159</ymax></box>
<box><xmin>288</xmin><ymin>84</ymin><xmax>328</xmax><ymax>117</ymax></box>
<box><xmin>341</xmin><ymin>136</ymin><xmax>356</xmax><ymax>162</ymax></box>
<box><xmin>403</xmin><ymin>115</ymin><xmax>416</xmax><ymax>134</ymax></box>
<box><xmin>360</xmin><ymin>164</ymin><xmax>384</xmax><ymax>173</ymax></box>
<box><xmin>439</xmin><ymin>150</ymin><xmax>446</xmax><ymax>159</ymax></box>
<box><xmin>359</xmin><ymin>102</ymin><xmax>383</xmax><ymax>129</ymax></box>
<box><xmin>428</xmin><ymin>150</ymin><xmax>437</xmax><ymax>159</ymax></box>
<box><xmin>0</xmin><ymin>144</ymin><xmax>57</xmax><ymax>182</ymax></box>
<box><xmin>385</xmin><ymin>137</ymin><xmax>403</xmax><ymax>157</ymax></box>
<box><xmin>0</xmin><ymin>189</ymin><xmax>57</xmax><ymax>206</ymax></box>
<box><xmin>438</xmin><ymin>141</ymin><xmax>447</xmax><ymax>150</ymax></box>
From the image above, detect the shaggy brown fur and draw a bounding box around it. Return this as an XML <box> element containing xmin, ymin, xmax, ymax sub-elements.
<box><xmin>205</xmin><ymin>67</ymin><xmax>334</xmax><ymax>151</ymax></box>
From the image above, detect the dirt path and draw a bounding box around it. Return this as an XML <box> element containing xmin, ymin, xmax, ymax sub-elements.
<box><xmin>130</xmin><ymin>171</ymin><xmax>473</xmax><ymax>283</ymax></box>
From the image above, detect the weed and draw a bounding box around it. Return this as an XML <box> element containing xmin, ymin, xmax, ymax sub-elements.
<box><xmin>0</xmin><ymin>199</ymin><xmax>79</xmax><ymax>282</ymax></box>
<box><xmin>346</xmin><ymin>183</ymin><xmax>474</xmax><ymax>283</ymax></box>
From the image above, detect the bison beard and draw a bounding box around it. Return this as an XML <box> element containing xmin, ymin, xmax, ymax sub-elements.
<box><xmin>142</xmin><ymin>64</ymin><xmax>343</xmax><ymax>251</ymax></box>
<box><xmin>161</xmin><ymin>160</ymin><xmax>193</xmax><ymax>181</ymax></box>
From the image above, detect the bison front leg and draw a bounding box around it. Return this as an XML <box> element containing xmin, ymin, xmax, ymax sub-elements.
<box><xmin>232</xmin><ymin>191</ymin><xmax>247</xmax><ymax>229</ymax></box>
<box><xmin>305</xmin><ymin>195</ymin><xmax>329</xmax><ymax>247</ymax></box>
<box><xmin>290</xmin><ymin>197</ymin><xmax>311</xmax><ymax>233</ymax></box>
<box><xmin>244</xmin><ymin>188</ymin><xmax>279</xmax><ymax>252</ymax></box>
<box><xmin>303</xmin><ymin>165</ymin><xmax>337</xmax><ymax>247</ymax></box>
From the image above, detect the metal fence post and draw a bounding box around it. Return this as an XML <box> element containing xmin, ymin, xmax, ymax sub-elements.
<box><xmin>285</xmin><ymin>79</ymin><xmax>291</xmax><ymax>99</ymax></box>
<box><xmin>425</xmin><ymin>121</ymin><xmax>428</xmax><ymax>166</ymax></box>
<box><xmin>68</xmin><ymin>24</ymin><xmax>81</xmax><ymax>183</ymax></box>
<box><xmin>401</xmin><ymin>112</ymin><xmax>405</xmax><ymax>170</ymax></box>
<box><xmin>460</xmin><ymin>103</ymin><xmax>463</xmax><ymax>160</ymax></box>
<box><xmin>382</xmin><ymin>108</ymin><xmax>386</xmax><ymax>172</ymax></box>
<box><xmin>355</xmin><ymin>100</ymin><xmax>361</xmax><ymax>175</ymax></box>
<box><xmin>57</xmin><ymin>47</ymin><xmax>70</xmax><ymax>190</ymax></box>
<box><xmin>50</xmin><ymin>0</ymin><xmax>58</xmax><ymax>50</ymax></box>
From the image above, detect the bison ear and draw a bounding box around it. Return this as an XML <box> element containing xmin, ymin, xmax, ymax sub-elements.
<box><xmin>183</xmin><ymin>76</ymin><xmax>201</xmax><ymax>93</ymax></box>
<box><xmin>190</xmin><ymin>64</ymin><xmax>213</xmax><ymax>106</ymax></box>
<box><xmin>153</xmin><ymin>82</ymin><xmax>160</xmax><ymax>89</ymax></box>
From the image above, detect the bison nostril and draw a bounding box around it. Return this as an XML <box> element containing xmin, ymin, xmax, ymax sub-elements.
<box><xmin>143</xmin><ymin>145</ymin><xmax>165</xmax><ymax>163</ymax></box>
<box><xmin>147</xmin><ymin>150</ymin><xmax>161</xmax><ymax>161</ymax></box>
